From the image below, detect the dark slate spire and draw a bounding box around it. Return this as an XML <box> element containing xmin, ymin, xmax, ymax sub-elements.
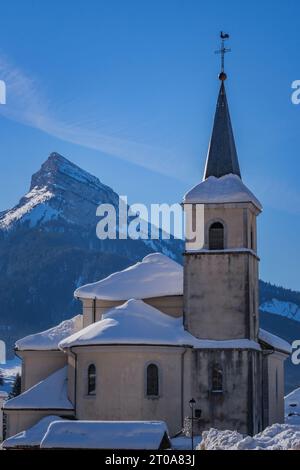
<box><xmin>203</xmin><ymin>80</ymin><xmax>241</xmax><ymax>179</ymax></box>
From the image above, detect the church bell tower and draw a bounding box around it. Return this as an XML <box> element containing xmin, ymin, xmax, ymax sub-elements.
<box><xmin>182</xmin><ymin>33</ymin><xmax>264</xmax><ymax>435</ymax></box>
<box><xmin>183</xmin><ymin>38</ymin><xmax>262</xmax><ymax>342</ymax></box>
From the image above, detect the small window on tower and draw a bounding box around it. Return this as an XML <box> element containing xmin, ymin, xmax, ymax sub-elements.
<box><xmin>87</xmin><ymin>364</ymin><xmax>96</xmax><ymax>395</ymax></box>
<box><xmin>209</xmin><ymin>222</ymin><xmax>224</xmax><ymax>250</ymax></box>
<box><xmin>212</xmin><ymin>365</ymin><xmax>223</xmax><ymax>392</ymax></box>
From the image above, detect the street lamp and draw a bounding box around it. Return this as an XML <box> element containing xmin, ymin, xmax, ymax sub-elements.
<box><xmin>189</xmin><ymin>398</ymin><xmax>196</xmax><ymax>450</ymax></box>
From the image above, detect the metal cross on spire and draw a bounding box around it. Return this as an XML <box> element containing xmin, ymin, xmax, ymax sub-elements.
<box><xmin>215</xmin><ymin>31</ymin><xmax>231</xmax><ymax>81</ymax></box>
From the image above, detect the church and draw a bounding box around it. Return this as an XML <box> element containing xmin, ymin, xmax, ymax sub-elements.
<box><xmin>2</xmin><ymin>63</ymin><xmax>291</xmax><ymax>447</ymax></box>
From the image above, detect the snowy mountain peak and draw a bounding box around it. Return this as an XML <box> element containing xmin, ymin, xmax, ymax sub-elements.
<box><xmin>30</xmin><ymin>152</ymin><xmax>111</xmax><ymax>194</ymax></box>
<box><xmin>0</xmin><ymin>152</ymin><xmax>119</xmax><ymax>231</ymax></box>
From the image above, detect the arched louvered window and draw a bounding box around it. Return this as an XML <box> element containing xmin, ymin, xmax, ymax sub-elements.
<box><xmin>146</xmin><ymin>363</ymin><xmax>159</xmax><ymax>397</ymax></box>
<box><xmin>88</xmin><ymin>364</ymin><xmax>96</xmax><ymax>395</ymax></box>
<box><xmin>209</xmin><ymin>222</ymin><xmax>224</xmax><ymax>250</ymax></box>
<box><xmin>212</xmin><ymin>364</ymin><xmax>223</xmax><ymax>392</ymax></box>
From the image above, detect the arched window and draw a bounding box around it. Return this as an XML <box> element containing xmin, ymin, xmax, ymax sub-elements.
<box><xmin>146</xmin><ymin>363</ymin><xmax>159</xmax><ymax>397</ymax></box>
<box><xmin>209</xmin><ymin>222</ymin><xmax>224</xmax><ymax>250</ymax></box>
<box><xmin>212</xmin><ymin>364</ymin><xmax>223</xmax><ymax>392</ymax></box>
<box><xmin>87</xmin><ymin>364</ymin><xmax>96</xmax><ymax>395</ymax></box>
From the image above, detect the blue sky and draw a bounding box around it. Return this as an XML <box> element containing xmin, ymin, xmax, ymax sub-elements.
<box><xmin>0</xmin><ymin>0</ymin><xmax>300</xmax><ymax>289</ymax></box>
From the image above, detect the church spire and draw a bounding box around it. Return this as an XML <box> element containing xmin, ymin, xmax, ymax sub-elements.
<box><xmin>203</xmin><ymin>32</ymin><xmax>241</xmax><ymax>180</ymax></box>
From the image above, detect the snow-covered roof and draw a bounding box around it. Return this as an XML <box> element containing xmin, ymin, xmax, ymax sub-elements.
<box><xmin>15</xmin><ymin>315</ymin><xmax>83</xmax><ymax>351</ymax></box>
<box><xmin>259</xmin><ymin>328</ymin><xmax>291</xmax><ymax>354</ymax></box>
<box><xmin>3</xmin><ymin>367</ymin><xmax>73</xmax><ymax>410</ymax></box>
<box><xmin>285</xmin><ymin>387</ymin><xmax>300</xmax><ymax>426</ymax></box>
<box><xmin>286</xmin><ymin>387</ymin><xmax>300</xmax><ymax>408</ymax></box>
<box><xmin>183</xmin><ymin>174</ymin><xmax>262</xmax><ymax>210</ymax></box>
<box><xmin>2</xmin><ymin>416</ymin><xmax>63</xmax><ymax>449</ymax></box>
<box><xmin>59</xmin><ymin>299</ymin><xmax>261</xmax><ymax>351</ymax></box>
<box><xmin>74</xmin><ymin>253</ymin><xmax>183</xmax><ymax>300</ymax></box>
<box><xmin>40</xmin><ymin>421</ymin><xmax>171</xmax><ymax>449</ymax></box>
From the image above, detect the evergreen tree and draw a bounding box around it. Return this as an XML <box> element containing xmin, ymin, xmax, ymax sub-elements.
<box><xmin>9</xmin><ymin>373</ymin><xmax>21</xmax><ymax>398</ymax></box>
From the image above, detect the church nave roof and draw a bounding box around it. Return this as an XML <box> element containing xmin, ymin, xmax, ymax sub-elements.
<box><xmin>74</xmin><ymin>253</ymin><xmax>183</xmax><ymax>301</ymax></box>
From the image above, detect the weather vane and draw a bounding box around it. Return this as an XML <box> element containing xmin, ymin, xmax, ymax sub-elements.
<box><xmin>215</xmin><ymin>31</ymin><xmax>231</xmax><ymax>81</ymax></box>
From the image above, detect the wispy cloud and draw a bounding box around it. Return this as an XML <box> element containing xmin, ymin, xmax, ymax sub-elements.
<box><xmin>0</xmin><ymin>55</ymin><xmax>187</xmax><ymax>180</ymax></box>
<box><xmin>248</xmin><ymin>173</ymin><xmax>300</xmax><ymax>215</ymax></box>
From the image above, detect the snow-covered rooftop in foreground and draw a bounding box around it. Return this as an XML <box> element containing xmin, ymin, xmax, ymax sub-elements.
<box><xmin>198</xmin><ymin>423</ymin><xmax>300</xmax><ymax>450</ymax></box>
<box><xmin>2</xmin><ymin>416</ymin><xmax>63</xmax><ymax>449</ymax></box>
<box><xmin>3</xmin><ymin>366</ymin><xmax>73</xmax><ymax>410</ymax></box>
<box><xmin>15</xmin><ymin>315</ymin><xmax>83</xmax><ymax>351</ymax></box>
<box><xmin>183</xmin><ymin>174</ymin><xmax>262</xmax><ymax>210</ymax></box>
<box><xmin>74</xmin><ymin>253</ymin><xmax>183</xmax><ymax>300</ymax></box>
<box><xmin>40</xmin><ymin>420</ymin><xmax>171</xmax><ymax>449</ymax></box>
<box><xmin>259</xmin><ymin>328</ymin><xmax>291</xmax><ymax>354</ymax></box>
<box><xmin>60</xmin><ymin>299</ymin><xmax>261</xmax><ymax>351</ymax></box>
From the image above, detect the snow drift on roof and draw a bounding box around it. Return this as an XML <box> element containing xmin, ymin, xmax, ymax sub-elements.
<box><xmin>3</xmin><ymin>366</ymin><xmax>73</xmax><ymax>410</ymax></box>
<box><xmin>183</xmin><ymin>174</ymin><xmax>262</xmax><ymax>210</ymax></box>
<box><xmin>2</xmin><ymin>416</ymin><xmax>63</xmax><ymax>449</ymax></box>
<box><xmin>259</xmin><ymin>328</ymin><xmax>291</xmax><ymax>354</ymax></box>
<box><xmin>74</xmin><ymin>253</ymin><xmax>183</xmax><ymax>300</ymax></box>
<box><xmin>15</xmin><ymin>315</ymin><xmax>83</xmax><ymax>351</ymax></box>
<box><xmin>40</xmin><ymin>420</ymin><xmax>170</xmax><ymax>449</ymax></box>
<box><xmin>59</xmin><ymin>299</ymin><xmax>261</xmax><ymax>351</ymax></box>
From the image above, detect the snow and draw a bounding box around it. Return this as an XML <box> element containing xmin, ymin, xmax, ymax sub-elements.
<box><xmin>259</xmin><ymin>328</ymin><xmax>291</xmax><ymax>354</ymax></box>
<box><xmin>60</xmin><ymin>298</ymin><xmax>261</xmax><ymax>351</ymax></box>
<box><xmin>40</xmin><ymin>420</ymin><xmax>171</xmax><ymax>449</ymax></box>
<box><xmin>74</xmin><ymin>252</ymin><xmax>183</xmax><ymax>300</ymax></box>
<box><xmin>0</xmin><ymin>357</ymin><xmax>21</xmax><ymax>395</ymax></box>
<box><xmin>2</xmin><ymin>415</ymin><xmax>63</xmax><ymax>449</ymax></box>
<box><xmin>260</xmin><ymin>298</ymin><xmax>300</xmax><ymax>322</ymax></box>
<box><xmin>15</xmin><ymin>315</ymin><xmax>83</xmax><ymax>351</ymax></box>
<box><xmin>3</xmin><ymin>366</ymin><xmax>73</xmax><ymax>410</ymax></box>
<box><xmin>0</xmin><ymin>186</ymin><xmax>56</xmax><ymax>229</ymax></box>
<box><xmin>183</xmin><ymin>174</ymin><xmax>262</xmax><ymax>210</ymax></box>
<box><xmin>285</xmin><ymin>387</ymin><xmax>300</xmax><ymax>425</ymax></box>
<box><xmin>52</xmin><ymin>153</ymin><xmax>111</xmax><ymax>190</ymax></box>
<box><xmin>198</xmin><ymin>424</ymin><xmax>300</xmax><ymax>450</ymax></box>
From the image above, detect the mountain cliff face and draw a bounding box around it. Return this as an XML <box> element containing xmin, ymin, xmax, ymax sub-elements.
<box><xmin>0</xmin><ymin>153</ymin><xmax>183</xmax><ymax>355</ymax></box>
<box><xmin>0</xmin><ymin>152</ymin><xmax>119</xmax><ymax>231</ymax></box>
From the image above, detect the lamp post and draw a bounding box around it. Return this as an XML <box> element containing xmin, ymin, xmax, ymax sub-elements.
<box><xmin>189</xmin><ymin>398</ymin><xmax>196</xmax><ymax>450</ymax></box>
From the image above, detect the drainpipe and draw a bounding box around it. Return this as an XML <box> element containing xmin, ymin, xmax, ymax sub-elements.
<box><xmin>93</xmin><ymin>297</ymin><xmax>96</xmax><ymax>323</ymax></box>
<box><xmin>69</xmin><ymin>347</ymin><xmax>78</xmax><ymax>417</ymax></box>
<box><xmin>261</xmin><ymin>348</ymin><xmax>275</xmax><ymax>429</ymax></box>
<box><xmin>181</xmin><ymin>347</ymin><xmax>189</xmax><ymax>430</ymax></box>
